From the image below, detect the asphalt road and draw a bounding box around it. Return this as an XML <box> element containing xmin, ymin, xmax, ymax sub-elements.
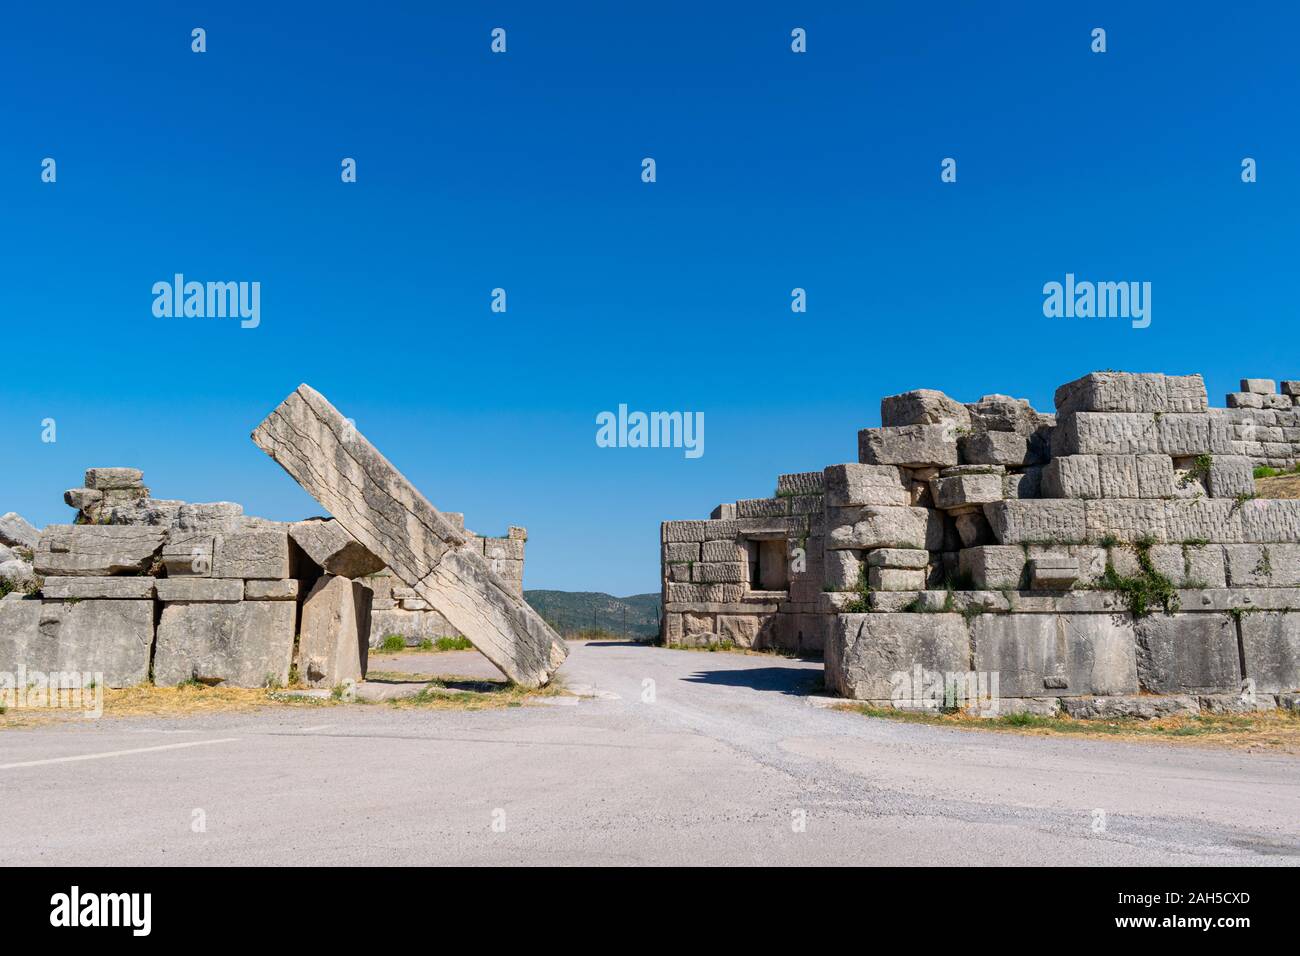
<box><xmin>1</xmin><ymin>642</ymin><xmax>1296</xmax><ymax>865</ymax></box>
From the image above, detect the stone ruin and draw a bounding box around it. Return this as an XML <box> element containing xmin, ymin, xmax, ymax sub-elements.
<box><xmin>661</xmin><ymin>372</ymin><xmax>1300</xmax><ymax>717</ymax></box>
<box><xmin>0</xmin><ymin>385</ymin><xmax>566</xmax><ymax>691</ymax></box>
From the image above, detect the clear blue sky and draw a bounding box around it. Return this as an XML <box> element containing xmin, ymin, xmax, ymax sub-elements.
<box><xmin>2</xmin><ymin>2</ymin><xmax>1296</xmax><ymax>594</ymax></box>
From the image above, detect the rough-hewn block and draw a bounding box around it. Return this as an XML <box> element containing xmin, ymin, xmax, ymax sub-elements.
<box><xmin>972</xmin><ymin>614</ymin><xmax>1138</xmax><ymax>697</ymax></box>
<box><xmin>1084</xmin><ymin>499</ymin><xmax>1169</xmax><ymax>544</ymax></box>
<box><xmin>1097</xmin><ymin>455</ymin><xmax>1140</xmax><ymax>498</ymax></box>
<box><xmin>691</xmin><ymin>562</ymin><xmax>748</xmax><ymax>583</ymax></box>
<box><xmin>865</xmin><ymin>548</ymin><xmax>929</xmax><ymax>569</ymax></box>
<box><xmin>1240</xmin><ymin>612</ymin><xmax>1300</xmax><ymax>694</ymax></box>
<box><xmin>34</xmin><ymin>525</ymin><xmax>166</xmax><ymax>577</ymax></box>
<box><xmin>1224</xmin><ymin>544</ymin><xmax>1300</xmax><ymax>587</ymax></box>
<box><xmin>154</xmin><ymin>601</ymin><xmax>295</xmax><ymax>688</ymax></box>
<box><xmin>1054</xmin><ymin>372</ymin><xmax>1207</xmax><ymax>415</ymax></box>
<box><xmin>736</xmin><ymin>497</ymin><xmax>789</xmax><ymax>518</ymax></box>
<box><xmin>1240</xmin><ymin>499</ymin><xmax>1300</xmax><ymax>543</ymax></box>
<box><xmin>700</xmin><ymin>540</ymin><xmax>743</xmax><ymax>563</ymax></box>
<box><xmin>1042</xmin><ymin>456</ymin><xmax>1100</xmax><ymax>499</ymax></box>
<box><xmin>299</xmin><ymin>574</ymin><xmax>372</xmax><ymax>687</ymax></box>
<box><xmin>662</xmin><ymin>521</ymin><xmax>708</xmax><ymax>543</ymax></box>
<box><xmin>1164</xmin><ymin>498</ymin><xmax>1243</xmax><ymax>544</ymax></box>
<box><xmin>213</xmin><ymin>528</ymin><xmax>290</xmax><ymax>580</ymax></box>
<box><xmin>959</xmin><ymin>430</ymin><xmax>1029</xmax><ymax>467</ymax></box>
<box><xmin>663</xmin><ymin>542</ymin><xmax>700</xmax><ymax>563</ymax></box>
<box><xmin>1205</xmin><ymin>456</ymin><xmax>1256</xmax><ymax>499</ymax></box>
<box><xmin>244</xmin><ymin>579</ymin><xmax>300</xmax><ymax>600</ymax></box>
<box><xmin>1134</xmin><ymin>613</ymin><xmax>1241</xmax><ymax>694</ymax></box>
<box><xmin>880</xmin><ymin>389</ymin><xmax>970</xmax><ymax>428</ymax></box>
<box><xmin>0</xmin><ymin>513</ymin><xmax>41</xmax><ymax>550</ymax></box>
<box><xmin>155</xmin><ymin>578</ymin><xmax>244</xmax><ymax>603</ymax></box>
<box><xmin>1241</xmin><ymin>378</ymin><xmax>1276</xmax><ymax>394</ymax></box>
<box><xmin>823</xmin><ymin>464</ymin><xmax>909</xmax><ymax>507</ymax></box>
<box><xmin>825</xmin><ymin>613</ymin><xmax>970</xmax><ymax>700</ymax></box>
<box><xmin>1053</xmin><ymin>413</ymin><xmax>1228</xmax><ymax>457</ymax></box>
<box><xmin>823</xmin><ymin>549</ymin><xmax>863</xmax><ymax>590</ymax></box>
<box><xmin>776</xmin><ymin>471</ymin><xmax>825</xmax><ymax>496</ymax></box>
<box><xmin>857</xmin><ymin>425</ymin><xmax>958</xmax><ymax>468</ymax></box>
<box><xmin>0</xmin><ymin>599</ymin><xmax>153</xmax><ymax>688</ymax></box>
<box><xmin>83</xmin><ymin>467</ymin><xmax>145</xmax><ymax>491</ymax></box>
<box><xmin>826</xmin><ymin>506</ymin><xmax>941</xmax><ymax>550</ymax></box>
<box><xmin>930</xmin><ymin>472</ymin><xmax>1003</xmax><ymax>509</ymax></box>
<box><xmin>290</xmin><ymin>518</ymin><xmax>386</xmax><ymax>578</ymax></box>
<box><xmin>39</xmin><ymin>577</ymin><xmax>156</xmax><ymax>600</ymax></box>
<box><xmin>252</xmin><ymin>384</ymin><xmax>566</xmax><ymax>687</ymax></box>
<box><xmin>867</xmin><ymin>567</ymin><xmax>926</xmax><ymax>591</ymax></box>
<box><xmin>982</xmin><ymin>500</ymin><xmax>1086</xmax><ymax>545</ymax></box>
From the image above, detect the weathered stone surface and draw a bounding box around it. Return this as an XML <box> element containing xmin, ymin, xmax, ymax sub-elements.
<box><xmin>244</xmin><ymin>579</ymin><xmax>300</xmax><ymax>600</ymax></box>
<box><xmin>33</xmin><ymin>525</ymin><xmax>166</xmax><ymax>576</ymax></box>
<box><xmin>1029</xmin><ymin>556</ymin><xmax>1078</xmax><ymax>589</ymax></box>
<box><xmin>1241</xmin><ymin>378</ymin><xmax>1276</xmax><ymax>394</ymax></box>
<box><xmin>1134</xmin><ymin>454</ymin><xmax>1176</xmax><ymax>498</ymax></box>
<box><xmin>252</xmin><ymin>384</ymin><xmax>567</xmax><ymax>687</ymax></box>
<box><xmin>930</xmin><ymin>472</ymin><xmax>1003</xmax><ymax>510</ymax></box>
<box><xmin>983</xmin><ymin>500</ymin><xmax>1086</xmax><ymax>545</ymax></box>
<box><xmin>825</xmin><ymin>613</ymin><xmax>970</xmax><ymax>700</ymax></box>
<box><xmin>369</xmin><ymin>606</ymin><xmax>460</xmax><ymax>648</ymax></box>
<box><xmin>1060</xmin><ymin>695</ymin><xmax>1200</xmax><ymax>720</ymax></box>
<box><xmin>289</xmin><ymin>518</ymin><xmax>385</xmax><ymax>578</ymax></box>
<box><xmin>959</xmin><ymin>430</ymin><xmax>1029</xmax><ymax>467</ymax></box>
<box><xmin>173</xmin><ymin>502</ymin><xmax>245</xmax><ymax>532</ymax></box>
<box><xmin>1240</xmin><ymin>612</ymin><xmax>1300</xmax><ymax>693</ymax></box>
<box><xmin>1002</xmin><ymin>467</ymin><xmax>1042</xmax><ymax>500</ymax></box>
<box><xmin>0</xmin><ymin>513</ymin><xmax>40</xmax><ymax>549</ymax></box>
<box><xmin>953</xmin><ymin>510</ymin><xmax>992</xmax><ymax>548</ymax></box>
<box><xmin>776</xmin><ymin>471</ymin><xmax>824</xmax><ymax>496</ymax></box>
<box><xmin>1128</xmin><ymin>544</ymin><xmax>1228</xmax><ymax>588</ymax></box>
<box><xmin>867</xmin><ymin>567</ymin><xmax>926</xmax><ymax>591</ymax></box>
<box><xmin>823</xmin><ymin>464</ymin><xmax>909</xmax><ymax>507</ymax></box>
<box><xmin>691</xmin><ymin>562</ymin><xmax>747</xmax><ymax>583</ymax></box>
<box><xmin>663</xmin><ymin>542</ymin><xmax>700</xmax><ymax>563</ymax></box>
<box><xmin>1053</xmin><ymin>412</ymin><xmax>1229</xmax><ymax>457</ymax></box>
<box><xmin>155</xmin><ymin>578</ymin><xmax>244</xmax><ymax>603</ymax></box>
<box><xmin>1042</xmin><ymin>456</ymin><xmax>1100</xmax><ymax>499</ymax></box>
<box><xmin>1203</xmin><ymin>456</ymin><xmax>1254</xmax><ymax>499</ymax></box>
<box><xmin>1223</xmin><ymin>544</ymin><xmax>1300</xmax><ymax>587</ymax></box>
<box><xmin>717</xmin><ymin>614</ymin><xmax>765</xmax><ymax>648</ymax></box>
<box><xmin>1054</xmin><ymin>372</ymin><xmax>1207</xmax><ymax>416</ymax></box>
<box><xmin>866</xmin><ymin>548</ymin><xmax>929</xmax><ymax>569</ymax></box>
<box><xmin>1097</xmin><ymin>455</ymin><xmax>1140</xmax><ymax>498</ymax></box>
<box><xmin>213</xmin><ymin>528</ymin><xmax>289</xmax><ymax>579</ymax></box>
<box><xmin>63</xmin><ymin>488</ymin><xmax>103</xmax><ymax>511</ymax></box>
<box><xmin>1281</xmin><ymin>380</ymin><xmax>1300</xmax><ymax>397</ymax></box>
<box><xmin>736</xmin><ymin>497</ymin><xmax>789</xmax><ymax>518</ymax></box>
<box><xmin>857</xmin><ymin>425</ymin><xmax>958</xmax><ymax>468</ymax></box>
<box><xmin>0</xmin><ymin>559</ymin><xmax>37</xmax><ymax>590</ymax></box>
<box><xmin>299</xmin><ymin>574</ymin><xmax>372</xmax><ymax>687</ymax></box>
<box><xmin>83</xmin><ymin>467</ymin><xmax>145</xmax><ymax>490</ymax></box>
<box><xmin>154</xmin><ymin>600</ymin><xmax>295</xmax><ymax>687</ymax></box>
<box><xmin>662</xmin><ymin>520</ymin><xmax>708</xmax><ymax>543</ymax></box>
<box><xmin>959</xmin><ymin>545</ymin><xmax>1026</xmax><ymax>589</ymax></box>
<box><xmin>0</xmin><ymin>599</ymin><xmax>153</xmax><ymax>687</ymax></box>
<box><xmin>1226</xmin><ymin>391</ymin><xmax>1263</xmax><ymax>410</ymax></box>
<box><xmin>972</xmin><ymin>614</ymin><xmax>1138</xmax><ymax>697</ymax></box>
<box><xmin>699</xmin><ymin>540</ymin><xmax>743</xmax><ymax>562</ymax></box>
<box><xmin>39</xmin><ymin>576</ymin><xmax>155</xmax><ymax>600</ymax></box>
<box><xmin>1240</xmin><ymin>499</ymin><xmax>1300</xmax><ymax>543</ymax></box>
<box><xmin>1134</xmin><ymin>613</ymin><xmax>1241</xmax><ymax>694</ymax></box>
<box><xmin>826</xmin><ymin>505</ymin><xmax>942</xmax><ymax>550</ymax></box>
<box><xmin>1085</xmin><ymin>499</ymin><xmax>1169</xmax><ymax>544</ymax></box>
<box><xmin>880</xmin><ymin>389</ymin><xmax>970</xmax><ymax>428</ymax></box>
<box><xmin>823</xmin><ymin>549</ymin><xmax>863</xmax><ymax>590</ymax></box>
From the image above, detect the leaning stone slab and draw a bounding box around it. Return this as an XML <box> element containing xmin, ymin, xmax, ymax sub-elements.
<box><xmin>0</xmin><ymin>512</ymin><xmax>40</xmax><ymax>549</ymax></box>
<box><xmin>972</xmin><ymin>613</ymin><xmax>1138</xmax><ymax>697</ymax></box>
<box><xmin>825</xmin><ymin>613</ymin><xmax>970</xmax><ymax>700</ymax></box>
<box><xmin>155</xmin><ymin>578</ymin><xmax>244</xmax><ymax>603</ymax></box>
<box><xmin>252</xmin><ymin>384</ymin><xmax>567</xmax><ymax>687</ymax></box>
<box><xmin>40</xmin><ymin>576</ymin><xmax>156</xmax><ymax>600</ymax></box>
<box><xmin>299</xmin><ymin>574</ymin><xmax>372</xmax><ymax>687</ymax></box>
<box><xmin>1239</xmin><ymin>612</ymin><xmax>1300</xmax><ymax>694</ymax></box>
<box><xmin>154</xmin><ymin>601</ymin><xmax>295</xmax><ymax>687</ymax></box>
<box><xmin>1134</xmin><ymin>613</ymin><xmax>1241</xmax><ymax>694</ymax></box>
<box><xmin>0</xmin><ymin>599</ymin><xmax>153</xmax><ymax>687</ymax></box>
<box><xmin>289</xmin><ymin>518</ymin><xmax>385</xmax><ymax>578</ymax></box>
<box><xmin>33</xmin><ymin>525</ymin><xmax>166</xmax><ymax>576</ymax></box>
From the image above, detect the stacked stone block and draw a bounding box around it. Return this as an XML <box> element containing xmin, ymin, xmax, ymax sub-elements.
<box><xmin>1215</xmin><ymin>378</ymin><xmax>1300</xmax><ymax>469</ymax></box>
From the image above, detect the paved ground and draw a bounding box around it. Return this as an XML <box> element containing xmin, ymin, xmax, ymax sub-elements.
<box><xmin>1</xmin><ymin>642</ymin><xmax>1297</xmax><ymax>865</ymax></box>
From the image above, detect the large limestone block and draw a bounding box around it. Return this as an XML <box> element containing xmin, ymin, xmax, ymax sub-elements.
<box><xmin>1206</xmin><ymin>456</ymin><xmax>1256</xmax><ymax>499</ymax></box>
<box><xmin>1053</xmin><ymin>412</ymin><xmax>1229</xmax><ymax>457</ymax></box>
<box><xmin>1240</xmin><ymin>612</ymin><xmax>1300</xmax><ymax>693</ymax></box>
<box><xmin>1239</xmin><ymin>499</ymin><xmax>1300</xmax><ymax>543</ymax></box>
<box><xmin>1223</xmin><ymin>544</ymin><xmax>1300</xmax><ymax>587</ymax></box>
<box><xmin>826</xmin><ymin>505</ymin><xmax>942</xmax><ymax>550</ymax></box>
<box><xmin>825</xmin><ymin>613</ymin><xmax>970</xmax><ymax>700</ymax></box>
<box><xmin>857</xmin><ymin>425</ymin><xmax>958</xmax><ymax>468</ymax></box>
<box><xmin>982</xmin><ymin>500</ymin><xmax>1085</xmax><ymax>545</ymax></box>
<box><xmin>33</xmin><ymin>525</ymin><xmax>166</xmax><ymax>576</ymax></box>
<box><xmin>958</xmin><ymin>430</ymin><xmax>1029</xmax><ymax>467</ymax></box>
<box><xmin>0</xmin><ymin>599</ymin><xmax>152</xmax><ymax>687</ymax></box>
<box><xmin>154</xmin><ymin>601</ymin><xmax>295</xmax><ymax>687</ymax></box>
<box><xmin>1241</xmin><ymin>378</ymin><xmax>1276</xmax><ymax>394</ymax></box>
<box><xmin>823</xmin><ymin>464</ymin><xmax>909</xmax><ymax>507</ymax></box>
<box><xmin>1097</xmin><ymin>455</ymin><xmax>1140</xmax><ymax>498</ymax></box>
<box><xmin>931</xmin><ymin>472</ymin><xmax>1003</xmax><ymax>510</ymax></box>
<box><xmin>1054</xmin><ymin>372</ymin><xmax>1207</xmax><ymax>416</ymax></box>
<box><xmin>776</xmin><ymin>471</ymin><xmax>825</xmax><ymax>496</ymax></box>
<box><xmin>1134</xmin><ymin>614</ymin><xmax>1241</xmax><ymax>694</ymax></box>
<box><xmin>155</xmin><ymin>578</ymin><xmax>244</xmax><ymax>602</ymax></box>
<box><xmin>252</xmin><ymin>384</ymin><xmax>566</xmax><ymax>687</ymax></box>
<box><xmin>213</xmin><ymin>527</ymin><xmax>289</xmax><ymax>579</ymax></box>
<box><xmin>959</xmin><ymin>545</ymin><xmax>1027</xmax><ymax>589</ymax></box>
<box><xmin>662</xmin><ymin>521</ymin><xmax>708</xmax><ymax>543</ymax></box>
<box><xmin>1164</xmin><ymin>498</ymin><xmax>1243</xmax><ymax>544</ymax></box>
<box><xmin>972</xmin><ymin>614</ymin><xmax>1138</xmax><ymax>697</ymax></box>
<box><xmin>880</xmin><ymin>389</ymin><xmax>970</xmax><ymax>428</ymax></box>
<box><xmin>40</xmin><ymin>577</ymin><xmax>156</xmax><ymax>600</ymax></box>
<box><xmin>965</xmin><ymin>394</ymin><xmax>1047</xmax><ymax>436</ymax></box>
<box><xmin>1085</xmin><ymin>499</ymin><xmax>1169</xmax><ymax>544</ymax></box>
<box><xmin>299</xmin><ymin>574</ymin><xmax>372</xmax><ymax>687</ymax></box>
<box><xmin>1042</xmin><ymin>456</ymin><xmax>1100</xmax><ymax>499</ymax></box>
<box><xmin>290</xmin><ymin>518</ymin><xmax>385</xmax><ymax>578</ymax></box>
<box><xmin>83</xmin><ymin>467</ymin><xmax>145</xmax><ymax>490</ymax></box>
<box><xmin>823</xmin><ymin>549</ymin><xmax>863</xmax><ymax>590</ymax></box>
<box><xmin>0</xmin><ymin>512</ymin><xmax>40</xmax><ymax>549</ymax></box>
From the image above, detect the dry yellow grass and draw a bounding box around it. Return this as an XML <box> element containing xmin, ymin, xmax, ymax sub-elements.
<box><xmin>1256</xmin><ymin>473</ymin><xmax>1300</xmax><ymax>499</ymax></box>
<box><xmin>845</xmin><ymin>703</ymin><xmax>1300</xmax><ymax>752</ymax></box>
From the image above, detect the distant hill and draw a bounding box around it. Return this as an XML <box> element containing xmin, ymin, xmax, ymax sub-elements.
<box><xmin>525</xmin><ymin>590</ymin><xmax>661</xmax><ymax>639</ymax></box>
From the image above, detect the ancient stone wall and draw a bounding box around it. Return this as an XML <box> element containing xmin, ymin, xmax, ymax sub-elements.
<box><xmin>661</xmin><ymin>371</ymin><xmax>1300</xmax><ymax>716</ymax></box>
<box><xmin>1214</xmin><ymin>378</ymin><xmax>1300</xmax><ymax>470</ymax></box>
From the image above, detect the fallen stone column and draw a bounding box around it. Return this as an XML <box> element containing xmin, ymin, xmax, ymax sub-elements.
<box><xmin>251</xmin><ymin>384</ymin><xmax>567</xmax><ymax>686</ymax></box>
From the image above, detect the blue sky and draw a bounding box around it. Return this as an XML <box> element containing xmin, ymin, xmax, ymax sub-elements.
<box><xmin>1</xmin><ymin>2</ymin><xmax>1296</xmax><ymax>594</ymax></box>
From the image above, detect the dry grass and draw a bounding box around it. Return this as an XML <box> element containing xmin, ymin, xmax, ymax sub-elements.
<box><xmin>846</xmin><ymin>703</ymin><xmax>1300</xmax><ymax>752</ymax></box>
<box><xmin>1256</xmin><ymin>473</ymin><xmax>1300</xmax><ymax>499</ymax></box>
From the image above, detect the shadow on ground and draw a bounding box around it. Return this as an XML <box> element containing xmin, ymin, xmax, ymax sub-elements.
<box><xmin>682</xmin><ymin>666</ymin><xmax>824</xmax><ymax>696</ymax></box>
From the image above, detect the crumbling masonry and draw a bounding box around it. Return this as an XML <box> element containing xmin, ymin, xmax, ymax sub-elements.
<box><xmin>661</xmin><ymin>372</ymin><xmax>1300</xmax><ymax>717</ymax></box>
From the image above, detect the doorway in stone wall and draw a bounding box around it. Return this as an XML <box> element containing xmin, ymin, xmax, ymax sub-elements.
<box><xmin>744</xmin><ymin>538</ymin><xmax>789</xmax><ymax>592</ymax></box>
